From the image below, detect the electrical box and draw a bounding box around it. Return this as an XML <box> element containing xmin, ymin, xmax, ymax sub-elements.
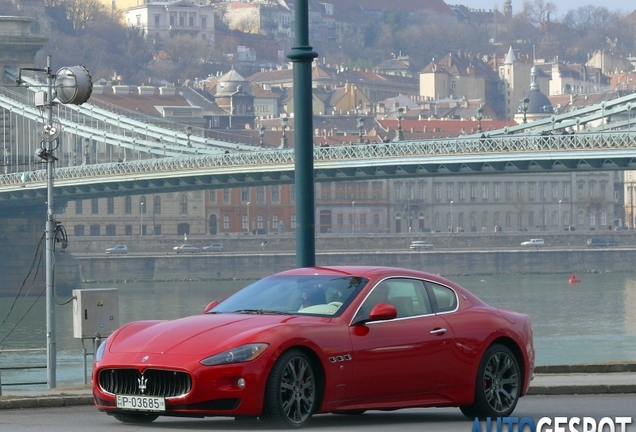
<box><xmin>72</xmin><ymin>288</ymin><xmax>119</xmax><ymax>339</ymax></box>
<box><xmin>34</xmin><ymin>91</ymin><xmax>48</xmax><ymax>107</ymax></box>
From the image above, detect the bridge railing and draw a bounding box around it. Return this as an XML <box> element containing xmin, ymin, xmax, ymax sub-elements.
<box><xmin>1</xmin><ymin>131</ymin><xmax>635</xmax><ymax>189</ymax></box>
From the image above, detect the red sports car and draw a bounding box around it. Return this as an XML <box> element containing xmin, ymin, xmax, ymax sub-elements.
<box><xmin>92</xmin><ymin>266</ymin><xmax>534</xmax><ymax>427</ymax></box>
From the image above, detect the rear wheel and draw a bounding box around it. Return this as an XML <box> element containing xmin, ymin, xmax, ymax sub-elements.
<box><xmin>262</xmin><ymin>349</ymin><xmax>318</xmax><ymax>428</ymax></box>
<box><xmin>461</xmin><ymin>344</ymin><xmax>520</xmax><ymax>419</ymax></box>
<box><xmin>111</xmin><ymin>413</ymin><xmax>159</xmax><ymax>423</ymax></box>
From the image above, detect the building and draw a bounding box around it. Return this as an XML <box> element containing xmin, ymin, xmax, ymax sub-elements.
<box><xmin>125</xmin><ymin>0</ymin><xmax>216</xmax><ymax>45</ymax></box>
<box><xmin>61</xmin><ymin>191</ymin><xmax>207</xmax><ymax>237</ymax></box>
<box><xmin>419</xmin><ymin>51</ymin><xmax>502</xmax><ymax>118</ymax></box>
<box><xmin>499</xmin><ymin>46</ymin><xmax>533</xmax><ymax>121</ymax></box>
<box><xmin>388</xmin><ymin>172</ymin><xmax>615</xmax><ymax>234</ymax></box>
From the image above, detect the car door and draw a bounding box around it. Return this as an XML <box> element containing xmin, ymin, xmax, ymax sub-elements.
<box><xmin>348</xmin><ymin>278</ymin><xmax>455</xmax><ymax>403</ymax></box>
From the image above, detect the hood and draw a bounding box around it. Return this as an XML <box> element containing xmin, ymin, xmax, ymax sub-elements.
<box><xmin>109</xmin><ymin>313</ymin><xmax>296</xmax><ymax>356</ymax></box>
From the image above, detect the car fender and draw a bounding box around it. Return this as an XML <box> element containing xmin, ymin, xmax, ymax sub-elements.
<box><xmin>254</xmin><ymin>320</ymin><xmax>354</xmax><ymax>413</ymax></box>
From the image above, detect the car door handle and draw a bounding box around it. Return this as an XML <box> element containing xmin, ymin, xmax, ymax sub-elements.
<box><xmin>430</xmin><ymin>328</ymin><xmax>447</xmax><ymax>335</ymax></box>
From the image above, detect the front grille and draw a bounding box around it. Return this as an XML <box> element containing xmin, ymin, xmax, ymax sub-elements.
<box><xmin>99</xmin><ymin>368</ymin><xmax>192</xmax><ymax>398</ymax></box>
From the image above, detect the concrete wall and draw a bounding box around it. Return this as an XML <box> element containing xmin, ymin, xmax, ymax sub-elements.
<box><xmin>75</xmin><ymin>248</ymin><xmax>636</xmax><ymax>285</ymax></box>
<box><xmin>4</xmin><ymin>228</ymin><xmax>635</xmax><ymax>295</ymax></box>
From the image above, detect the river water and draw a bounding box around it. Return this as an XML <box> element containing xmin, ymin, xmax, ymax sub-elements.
<box><xmin>1</xmin><ymin>273</ymin><xmax>635</xmax><ymax>390</ymax></box>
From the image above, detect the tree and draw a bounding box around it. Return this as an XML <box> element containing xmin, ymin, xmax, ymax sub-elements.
<box><xmin>60</xmin><ymin>0</ymin><xmax>108</xmax><ymax>31</ymax></box>
<box><xmin>36</xmin><ymin>11</ymin><xmax>154</xmax><ymax>84</ymax></box>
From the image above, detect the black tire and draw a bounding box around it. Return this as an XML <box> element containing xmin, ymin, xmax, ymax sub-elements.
<box><xmin>461</xmin><ymin>343</ymin><xmax>521</xmax><ymax>419</ymax></box>
<box><xmin>111</xmin><ymin>413</ymin><xmax>159</xmax><ymax>423</ymax></box>
<box><xmin>262</xmin><ymin>349</ymin><xmax>318</xmax><ymax>428</ymax></box>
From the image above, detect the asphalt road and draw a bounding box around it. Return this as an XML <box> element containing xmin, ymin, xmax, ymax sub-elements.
<box><xmin>1</xmin><ymin>394</ymin><xmax>634</xmax><ymax>431</ymax></box>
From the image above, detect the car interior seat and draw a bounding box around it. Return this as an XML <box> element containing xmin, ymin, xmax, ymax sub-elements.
<box><xmin>389</xmin><ymin>296</ymin><xmax>414</xmax><ymax>317</ymax></box>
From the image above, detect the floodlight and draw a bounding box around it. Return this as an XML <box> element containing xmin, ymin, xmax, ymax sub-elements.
<box><xmin>55</xmin><ymin>65</ymin><xmax>93</xmax><ymax>105</ymax></box>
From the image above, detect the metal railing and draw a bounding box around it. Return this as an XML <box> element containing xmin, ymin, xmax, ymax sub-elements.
<box><xmin>0</xmin><ymin>348</ymin><xmax>47</xmax><ymax>395</ymax></box>
<box><xmin>1</xmin><ymin>130</ymin><xmax>635</xmax><ymax>190</ymax></box>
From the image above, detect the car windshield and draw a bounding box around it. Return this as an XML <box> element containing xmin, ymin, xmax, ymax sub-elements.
<box><xmin>210</xmin><ymin>275</ymin><xmax>367</xmax><ymax>317</ymax></box>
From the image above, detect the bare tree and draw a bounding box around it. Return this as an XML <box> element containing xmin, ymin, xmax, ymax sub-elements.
<box><xmin>580</xmin><ymin>195</ymin><xmax>612</xmax><ymax>231</ymax></box>
<box><xmin>522</xmin><ymin>0</ymin><xmax>558</xmax><ymax>28</ymax></box>
<box><xmin>234</xmin><ymin>16</ymin><xmax>259</xmax><ymax>34</ymax></box>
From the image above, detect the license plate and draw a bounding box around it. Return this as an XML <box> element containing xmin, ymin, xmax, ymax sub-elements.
<box><xmin>116</xmin><ymin>394</ymin><xmax>165</xmax><ymax>412</ymax></box>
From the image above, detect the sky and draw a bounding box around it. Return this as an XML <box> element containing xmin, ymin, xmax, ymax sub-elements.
<box><xmin>458</xmin><ymin>0</ymin><xmax>634</xmax><ymax>17</ymax></box>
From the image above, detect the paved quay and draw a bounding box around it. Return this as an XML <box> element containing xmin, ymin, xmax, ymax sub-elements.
<box><xmin>1</xmin><ymin>363</ymin><xmax>635</xmax><ymax>410</ymax></box>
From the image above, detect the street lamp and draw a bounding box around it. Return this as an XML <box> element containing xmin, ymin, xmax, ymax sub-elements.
<box><xmin>351</xmin><ymin>201</ymin><xmax>355</xmax><ymax>234</ymax></box>
<box><xmin>450</xmin><ymin>200</ymin><xmax>454</xmax><ymax>233</ymax></box>
<box><xmin>259</xmin><ymin>124</ymin><xmax>266</xmax><ymax>148</ymax></box>
<box><xmin>559</xmin><ymin>199</ymin><xmax>562</xmax><ymax>230</ymax></box>
<box><xmin>357</xmin><ymin>117</ymin><xmax>364</xmax><ymax>143</ymax></box>
<box><xmin>538</xmin><ymin>182</ymin><xmax>545</xmax><ymax>231</ymax></box>
<box><xmin>3</xmin><ymin>146</ymin><xmax>9</xmax><ymax>174</ymax></box>
<box><xmin>152</xmin><ymin>195</ymin><xmax>157</xmax><ymax>236</ymax></box>
<box><xmin>82</xmin><ymin>139</ymin><xmax>90</xmax><ymax>165</ymax></box>
<box><xmin>140</xmin><ymin>201</ymin><xmax>145</xmax><ymax>236</ymax></box>
<box><xmin>541</xmin><ymin>182</ymin><xmax>545</xmax><ymax>231</ymax></box>
<box><xmin>627</xmin><ymin>103</ymin><xmax>632</xmax><ymax>130</ymax></box>
<box><xmin>476</xmin><ymin>105</ymin><xmax>483</xmax><ymax>132</ymax></box>
<box><xmin>601</xmin><ymin>102</ymin><xmax>606</xmax><ymax>131</ymax></box>
<box><xmin>521</xmin><ymin>98</ymin><xmax>529</xmax><ymax>124</ymax></box>
<box><xmin>186</xmin><ymin>125</ymin><xmax>192</xmax><ymax>147</ymax></box>
<box><xmin>247</xmin><ymin>201</ymin><xmax>251</xmax><ymax>233</ymax></box>
<box><xmin>279</xmin><ymin>117</ymin><xmax>289</xmax><ymax>149</ymax></box>
<box><xmin>394</xmin><ymin>107</ymin><xmax>404</xmax><ymax>141</ymax></box>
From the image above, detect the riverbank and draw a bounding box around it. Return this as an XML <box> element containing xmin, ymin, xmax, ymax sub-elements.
<box><xmin>73</xmin><ymin>247</ymin><xmax>636</xmax><ymax>284</ymax></box>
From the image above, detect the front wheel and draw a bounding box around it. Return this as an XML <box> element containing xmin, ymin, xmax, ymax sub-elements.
<box><xmin>262</xmin><ymin>349</ymin><xmax>319</xmax><ymax>428</ymax></box>
<box><xmin>461</xmin><ymin>343</ymin><xmax>521</xmax><ymax>419</ymax></box>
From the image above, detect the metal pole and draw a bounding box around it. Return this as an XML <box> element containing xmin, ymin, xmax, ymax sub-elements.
<box><xmin>542</xmin><ymin>182</ymin><xmax>546</xmax><ymax>231</ymax></box>
<box><xmin>288</xmin><ymin>0</ymin><xmax>318</xmax><ymax>267</ymax></box>
<box><xmin>351</xmin><ymin>201</ymin><xmax>355</xmax><ymax>234</ymax></box>
<box><xmin>45</xmin><ymin>55</ymin><xmax>56</xmax><ymax>388</ymax></box>
<box><xmin>247</xmin><ymin>201</ymin><xmax>250</xmax><ymax>234</ymax></box>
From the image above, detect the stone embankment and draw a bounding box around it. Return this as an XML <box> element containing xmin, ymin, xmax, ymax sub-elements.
<box><xmin>64</xmin><ymin>232</ymin><xmax>636</xmax><ymax>284</ymax></box>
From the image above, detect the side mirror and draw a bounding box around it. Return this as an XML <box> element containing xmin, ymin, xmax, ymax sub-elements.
<box><xmin>203</xmin><ymin>300</ymin><xmax>219</xmax><ymax>313</ymax></box>
<box><xmin>368</xmin><ymin>303</ymin><xmax>398</xmax><ymax>321</ymax></box>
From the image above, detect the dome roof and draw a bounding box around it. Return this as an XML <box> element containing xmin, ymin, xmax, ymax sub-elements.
<box><xmin>518</xmin><ymin>90</ymin><xmax>554</xmax><ymax>115</ymax></box>
<box><xmin>516</xmin><ymin>65</ymin><xmax>553</xmax><ymax>116</ymax></box>
<box><xmin>216</xmin><ymin>69</ymin><xmax>252</xmax><ymax>97</ymax></box>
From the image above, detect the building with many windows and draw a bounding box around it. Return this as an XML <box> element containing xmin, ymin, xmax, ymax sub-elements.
<box><xmin>60</xmin><ymin>190</ymin><xmax>207</xmax><ymax>238</ymax></box>
<box><xmin>124</xmin><ymin>0</ymin><xmax>216</xmax><ymax>44</ymax></box>
<box><xmin>390</xmin><ymin>171</ymin><xmax>615</xmax><ymax>234</ymax></box>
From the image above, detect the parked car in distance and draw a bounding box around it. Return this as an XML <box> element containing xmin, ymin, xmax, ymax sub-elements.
<box><xmin>202</xmin><ymin>242</ymin><xmax>223</xmax><ymax>252</ymax></box>
<box><xmin>520</xmin><ymin>238</ymin><xmax>544</xmax><ymax>247</ymax></box>
<box><xmin>586</xmin><ymin>237</ymin><xmax>619</xmax><ymax>247</ymax></box>
<box><xmin>173</xmin><ymin>244</ymin><xmax>200</xmax><ymax>254</ymax></box>
<box><xmin>409</xmin><ymin>240</ymin><xmax>434</xmax><ymax>250</ymax></box>
<box><xmin>105</xmin><ymin>245</ymin><xmax>128</xmax><ymax>254</ymax></box>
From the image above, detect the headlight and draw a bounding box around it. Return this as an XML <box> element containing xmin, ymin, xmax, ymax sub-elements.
<box><xmin>200</xmin><ymin>343</ymin><xmax>269</xmax><ymax>366</ymax></box>
<box><xmin>95</xmin><ymin>339</ymin><xmax>108</xmax><ymax>362</ymax></box>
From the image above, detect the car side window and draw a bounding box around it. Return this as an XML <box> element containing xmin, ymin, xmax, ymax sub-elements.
<box><xmin>425</xmin><ymin>282</ymin><xmax>458</xmax><ymax>313</ymax></box>
<box><xmin>374</xmin><ymin>278</ymin><xmax>432</xmax><ymax>318</ymax></box>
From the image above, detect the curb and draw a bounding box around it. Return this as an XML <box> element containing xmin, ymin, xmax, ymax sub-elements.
<box><xmin>527</xmin><ymin>384</ymin><xmax>636</xmax><ymax>395</ymax></box>
<box><xmin>0</xmin><ymin>395</ymin><xmax>93</xmax><ymax>410</ymax></box>
<box><xmin>534</xmin><ymin>363</ymin><xmax>636</xmax><ymax>374</ymax></box>
<box><xmin>2</xmin><ymin>383</ymin><xmax>636</xmax><ymax>410</ymax></box>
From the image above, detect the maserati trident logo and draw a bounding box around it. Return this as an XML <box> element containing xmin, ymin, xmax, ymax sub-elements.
<box><xmin>138</xmin><ymin>374</ymin><xmax>148</xmax><ymax>394</ymax></box>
